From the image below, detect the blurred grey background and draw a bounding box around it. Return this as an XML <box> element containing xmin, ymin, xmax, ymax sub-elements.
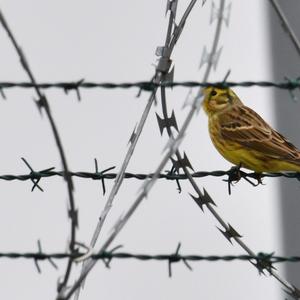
<box><xmin>0</xmin><ymin>0</ymin><xmax>298</xmax><ymax>299</ymax></box>
<box><xmin>269</xmin><ymin>0</ymin><xmax>300</xmax><ymax>289</ymax></box>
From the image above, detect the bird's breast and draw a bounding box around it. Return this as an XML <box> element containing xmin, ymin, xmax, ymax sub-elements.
<box><xmin>208</xmin><ymin>117</ymin><xmax>248</xmax><ymax>166</ymax></box>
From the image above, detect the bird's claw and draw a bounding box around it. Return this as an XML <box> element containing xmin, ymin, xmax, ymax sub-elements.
<box><xmin>223</xmin><ymin>164</ymin><xmax>243</xmax><ymax>195</ymax></box>
<box><xmin>223</xmin><ymin>164</ymin><xmax>264</xmax><ymax>194</ymax></box>
<box><xmin>248</xmin><ymin>172</ymin><xmax>264</xmax><ymax>186</ymax></box>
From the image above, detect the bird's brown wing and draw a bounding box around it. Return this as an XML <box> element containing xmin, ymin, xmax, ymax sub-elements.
<box><xmin>218</xmin><ymin>105</ymin><xmax>300</xmax><ymax>162</ymax></box>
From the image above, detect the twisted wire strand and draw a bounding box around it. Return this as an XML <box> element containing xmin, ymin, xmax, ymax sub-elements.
<box><xmin>0</xmin><ymin>80</ymin><xmax>300</xmax><ymax>91</ymax></box>
<box><xmin>1</xmin><ymin>169</ymin><xmax>299</xmax><ymax>182</ymax></box>
<box><xmin>1</xmin><ymin>251</ymin><xmax>299</xmax><ymax>264</ymax></box>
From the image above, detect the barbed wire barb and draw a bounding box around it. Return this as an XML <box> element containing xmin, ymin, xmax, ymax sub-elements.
<box><xmin>251</xmin><ymin>252</ymin><xmax>276</xmax><ymax>275</ymax></box>
<box><xmin>102</xmin><ymin>245</ymin><xmax>123</xmax><ymax>269</ymax></box>
<box><xmin>168</xmin><ymin>243</ymin><xmax>193</xmax><ymax>277</ymax></box>
<box><xmin>34</xmin><ymin>240</ymin><xmax>43</xmax><ymax>274</ymax></box>
<box><xmin>190</xmin><ymin>188</ymin><xmax>217</xmax><ymax>212</ymax></box>
<box><xmin>283</xmin><ymin>285</ymin><xmax>300</xmax><ymax>300</ymax></box>
<box><xmin>210</xmin><ymin>1</ymin><xmax>231</xmax><ymax>26</ymax></box>
<box><xmin>63</xmin><ymin>78</ymin><xmax>84</xmax><ymax>101</ymax></box>
<box><xmin>284</xmin><ymin>76</ymin><xmax>300</xmax><ymax>102</ymax></box>
<box><xmin>93</xmin><ymin>158</ymin><xmax>116</xmax><ymax>195</ymax></box>
<box><xmin>21</xmin><ymin>157</ymin><xmax>48</xmax><ymax>192</ymax></box>
<box><xmin>0</xmin><ymin>86</ymin><xmax>6</xmax><ymax>99</ymax></box>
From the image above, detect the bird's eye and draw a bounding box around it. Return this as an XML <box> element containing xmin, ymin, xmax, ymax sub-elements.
<box><xmin>210</xmin><ymin>90</ymin><xmax>217</xmax><ymax>96</ymax></box>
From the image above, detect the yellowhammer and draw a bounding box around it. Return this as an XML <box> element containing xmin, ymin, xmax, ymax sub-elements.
<box><xmin>202</xmin><ymin>87</ymin><xmax>300</xmax><ymax>173</ymax></box>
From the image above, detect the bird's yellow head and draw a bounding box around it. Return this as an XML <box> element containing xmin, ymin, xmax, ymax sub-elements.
<box><xmin>202</xmin><ymin>87</ymin><xmax>243</xmax><ymax>116</ymax></box>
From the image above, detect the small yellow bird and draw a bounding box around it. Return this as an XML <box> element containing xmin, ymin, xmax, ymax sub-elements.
<box><xmin>202</xmin><ymin>87</ymin><xmax>300</xmax><ymax>173</ymax></box>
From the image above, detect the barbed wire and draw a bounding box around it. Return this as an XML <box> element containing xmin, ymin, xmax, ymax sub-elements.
<box><xmin>2</xmin><ymin>241</ymin><xmax>300</xmax><ymax>282</ymax></box>
<box><xmin>2</xmin><ymin>159</ymin><xmax>300</xmax><ymax>196</ymax></box>
<box><xmin>2</xmin><ymin>250</ymin><xmax>299</xmax><ymax>264</ymax></box>
<box><xmin>0</xmin><ymin>79</ymin><xmax>300</xmax><ymax>93</ymax></box>
<box><xmin>3</xmin><ymin>166</ymin><xmax>300</xmax><ymax>183</ymax></box>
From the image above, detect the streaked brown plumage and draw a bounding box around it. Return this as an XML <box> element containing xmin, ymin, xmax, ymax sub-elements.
<box><xmin>202</xmin><ymin>87</ymin><xmax>300</xmax><ymax>172</ymax></box>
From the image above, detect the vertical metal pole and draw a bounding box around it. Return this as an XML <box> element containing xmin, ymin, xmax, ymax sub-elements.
<box><xmin>268</xmin><ymin>0</ymin><xmax>300</xmax><ymax>286</ymax></box>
